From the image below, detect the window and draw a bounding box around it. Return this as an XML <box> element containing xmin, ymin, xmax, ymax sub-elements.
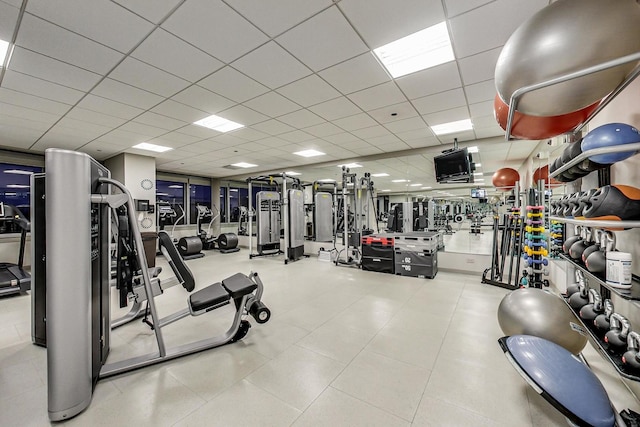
<box><xmin>189</xmin><ymin>184</ymin><xmax>212</xmax><ymax>225</ymax></box>
<box><xmin>0</xmin><ymin>163</ymin><xmax>42</xmax><ymax>234</ymax></box>
<box><xmin>156</xmin><ymin>180</ymin><xmax>185</xmax><ymax>225</ymax></box>
<box><xmin>229</xmin><ymin>187</ymin><xmax>248</xmax><ymax>222</ymax></box>
<box><xmin>219</xmin><ymin>187</ymin><xmax>227</xmax><ymax>223</ymax></box>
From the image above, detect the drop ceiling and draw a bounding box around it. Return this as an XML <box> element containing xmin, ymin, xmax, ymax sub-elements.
<box><xmin>0</xmin><ymin>0</ymin><xmax>552</xmax><ymax>193</ymax></box>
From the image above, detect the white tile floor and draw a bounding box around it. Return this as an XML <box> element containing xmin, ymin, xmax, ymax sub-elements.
<box><xmin>0</xmin><ymin>246</ymin><xmax>637</xmax><ymax>426</ymax></box>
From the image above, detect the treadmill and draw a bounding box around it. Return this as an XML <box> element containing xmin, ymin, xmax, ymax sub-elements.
<box><xmin>0</xmin><ymin>203</ymin><xmax>31</xmax><ymax>296</ymax></box>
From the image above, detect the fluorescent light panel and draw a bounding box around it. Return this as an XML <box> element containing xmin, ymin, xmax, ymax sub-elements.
<box><xmin>7</xmin><ymin>184</ymin><xmax>29</xmax><ymax>188</ymax></box>
<box><xmin>294</xmin><ymin>149</ymin><xmax>325</xmax><ymax>157</ymax></box>
<box><xmin>168</xmin><ymin>185</ymin><xmax>183</xmax><ymax>189</ymax></box>
<box><xmin>373</xmin><ymin>22</ymin><xmax>454</xmax><ymax>78</ymax></box>
<box><xmin>431</xmin><ymin>119</ymin><xmax>473</xmax><ymax>135</ymax></box>
<box><xmin>194</xmin><ymin>114</ymin><xmax>244</xmax><ymax>132</ymax></box>
<box><xmin>0</xmin><ymin>39</ymin><xmax>10</xmax><ymax>68</ymax></box>
<box><xmin>372</xmin><ymin>173</ymin><xmax>389</xmax><ymax>177</ymax></box>
<box><xmin>468</xmin><ymin>146</ymin><xmax>479</xmax><ymax>153</ymax></box>
<box><xmin>132</xmin><ymin>142</ymin><xmax>173</xmax><ymax>153</ymax></box>
<box><xmin>391</xmin><ymin>179</ymin><xmax>409</xmax><ymax>183</ymax></box>
<box><xmin>380</xmin><ymin>189</ymin><xmax>391</xmax><ymax>192</ymax></box>
<box><xmin>4</xmin><ymin>169</ymin><xmax>34</xmax><ymax>175</ymax></box>
<box><xmin>318</xmin><ymin>179</ymin><xmax>335</xmax><ymax>182</ymax></box>
<box><xmin>476</xmin><ymin>163</ymin><xmax>482</xmax><ymax>167</ymax></box>
<box><xmin>421</xmin><ymin>187</ymin><xmax>432</xmax><ymax>190</ymax></box>
<box><xmin>231</xmin><ymin>162</ymin><xmax>257</xmax><ymax>168</ymax></box>
<box><xmin>285</xmin><ymin>171</ymin><xmax>301</xmax><ymax>176</ymax></box>
<box><xmin>338</xmin><ymin>163</ymin><xmax>362</xmax><ymax>168</ymax></box>
<box><xmin>410</xmin><ymin>183</ymin><xmax>422</xmax><ymax>187</ymax></box>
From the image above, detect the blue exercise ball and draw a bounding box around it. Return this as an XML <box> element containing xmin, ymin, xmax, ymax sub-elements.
<box><xmin>581</xmin><ymin>123</ymin><xmax>640</xmax><ymax>164</ymax></box>
<box><xmin>495</xmin><ymin>0</ymin><xmax>640</xmax><ymax>116</ymax></box>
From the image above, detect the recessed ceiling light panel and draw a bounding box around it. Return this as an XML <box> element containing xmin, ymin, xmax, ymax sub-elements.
<box><xmin>0</xmin><ymin>39</ymin><xmax>11</xmax><ymax>68</ymax></box>
<box><xmin>371</xmin><ymin>173</ymin><xmax>389</xmax><ymax>177</ymax></box>
<box><xmin>294</xmin><ymin>149</ymin><xmax>325</xmax><ymax>157</ymax></box>
<box><xmin>373</xmin><ymin>22</ymin><xmax>454</xmax><ymax>78</ymax></box>
<box><xmin>132</xmin><ymin>142</ymin><xmax>173</xmax><ymax>153</ymax></box>
<box><xmin>431</xmin><ymin>119</ymin><xmax>473</xmax><ymax>135</ymax></box>
<box><xmin>231</xmin><ymin>162</ymin><xmax>257</xmax><ymax>168</ymax></box>
<box><xmin>338</xmin><ymin>163</ymin><xmax>362</xmax><ymax>168</ymax></box>
<box><xmin>194</xmin><ymin>115</ymin><xmax>244</xmax><ymax>132</ymax></box>
<box><xmin>285</xmin><ymin>171</ymin><xmax>301</xmax><ymax>176</ymax></box>
<box><xmin>391</xmin><ymin>179</ymin><xmax>410</xmax><ymax>183</ymax></box>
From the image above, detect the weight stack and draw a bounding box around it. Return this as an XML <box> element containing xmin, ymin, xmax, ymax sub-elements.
<box><xmin>394</xmin><ymin>249</ymin><xmax>438</xmax><ymax>279</ymax></box>
<box><xmin>361</xmin><ymin>235</ymin><xmax>394</xmax><ymax>274</ymax></box>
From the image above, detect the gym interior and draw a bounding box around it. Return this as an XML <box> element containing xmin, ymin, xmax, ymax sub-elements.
<box><xmin>1</xmin><ymin>0</ymin><xmax>640</xmax><ymax>425</ymax></box>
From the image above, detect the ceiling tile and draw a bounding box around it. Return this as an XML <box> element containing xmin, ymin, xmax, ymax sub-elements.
<box><xmin>77</xmin><ymin>94</ymin><xmax>144</xmax><ymax>120</ymax></box>
<box><xmin>134</xmin><ymin>111</ymin><xmax>187</xmax><ymax>131</ymax></box>
<box><xmin>232</xmin><ymin>41</ymin><xmax>312</xmax><ymax>90</ymax></box>
<box><xmin>449</xmin><ymin>0</ymin><xmax>548</xmax><ymax>58</ymax></box>
<box><xmin>351</xmin><ymin>125</ymin><xmax>390</xmax><ymax>139</ymax></box>
<box><xmin>162</xmin><ymin>0</ymin><xmax>268</xmax><ymax>63</ymax></box>
<box><xmin>469</xmin><ymin>101</ymin><xmax>494</xmax><ymax>118</ymax></box>
<box><xmin>244</xmin><ymin>91</ymin><xmax>301</xmax><ymax>117</ymax></box>
<box><xmin>109</xmin><ymin>57</ymin><xmax>190</xmax><ymax>97</ymax></box>
<box><xmin>0</xmin><ymin>2</ymin><xmax>19</xmax><ymax>41</ymax></box>
<box><xmin>175</xmin><ymin>124</ymin><xmax>221</xmax><ymax>140</ymax></box>
<box><xmin>218</xmin><ymin>105</ymin><xmax>269</xmax><ymax>126</ymax></box>
<box><xmin>323</xmin><ymin>132</ymin><xmax>361</xmax><ymax>144</ymax></box>
<box><xmin>318</xmin><ymin>52</ymin><xmax>390</xmax><ymax>95</ymax></box>
<box><xmin>229</xmin><ymin>127</ymin><xmax>270</xmax><ymax>141</ymax></box>
<box><xmin>9</xmin><ymin>47</ymin><xmax>102</xmax><ymax>92</ymax></box>
<box><xmin>464</xmin><ymin>79</ymin><xmax>495</xmax><ymax>104</ymax></box>
<box><xmin>151</xmin><ymin>131</ymin><xmax>200</xmax><ymax>146</ymax></box>
<box><xmin>0</xmin><ymin>102</ymin><xmax>59</xmax><ymax>126</ymax></box>
<box><xmin>277</xmin><ymin>75</ymin><xmax>341</xmax><ymax>108</ymax></box>
<box><xmin>171</xmin><ymin>85</ymin><xmax>235</xmax><ymax>115</ymax></box>
<box><xmin>349</xmin><ymin>146</ymin><xmax>384</xmax><ymax>156</ymax></box>
<box><xmin>80</xmin><ymin>140</ymin><xmax>127</xmax><ymax>159</ymax></box>
<box><xmin>303</xmin><ymin>122</ymin><xmax>343</xmax><ymax>138</ymax></box>
<box><xmin>151</xmin><ymin>99</ymin><xmax>209</xmax><ymax>123</ymax></box>
<box><xmin>65</xmin><ymin>107</ymin><xmax>128</xmax><ymax>128</ymax></box>
<box><xmin>91</xmin><ymin>78</ymin><xmax>164</xmax><ymax>109</ymax></box>
<box><xmin>112</xmin><ymin>0</ymin><xmax>183</xmax><ymax>24</ymax></box>
<box><xmin>276</xmin><ymin>6</ymin><xmax>368</xmax><ymax>72</ymax></box>
<box><xmin>2</xmin><ymin>71</ymin><xmax>85</xmax><ymax>105</ymax></box>
<box><xmin>333</xmin><ymin>112</ymin><xmax>377</xmax><ymax>131</ymax></box>
<box><xmin>396</xmin><ymin>62</ymin><xmax>461</xmax><ymax>100</ymax></box>
<box><xmin>458</xmin><ymin>47</ymin><xmax>501</xmax><ymax>86</ymax></box>
<box><xmin>252</xmin><ymin>120</ymin><xmax>296</xmax><ymax>136</ymax></box>
<box><xmin>308</xmin><ymin>97</ymin><xmax>362</xmax><ymax>121</ymax></box>
<box><xmin>279</xmin><ymin>130</ymin><xmax>314</xmax><ymax>143</ymax></box>
<box><xmin>367</xmin><ymin>134</ymin><xmax>403</xmax><ymax>147</ymax></box>
<box><xmin>348</xmin><ymin>82</ymin><xmax>406</xmax><ymax>112</ymax></box>
<box><xmin>56</xmin><ymin>117</ymin><xmax>113</xmax><ymax>135</ymax></box>
<box><xmin>339</xmin><ymin>0</ymin><xmax>445</xmax><ymax>48</ymax></box>
<box><xmin>422</xmin><ymin>106</ymin><xmax>469</xmax><ymax>126</ymax></box>
<box><xmin>475</xmin><ymin>126</ymin><xmax>505</xmax><ymax>140</ymax></box>
<box><xmin>101</xmin><ymin>128</ymin><xmax>160</xmax><ymax>145</ymax></box>
<box><xmin>436</xmin><ymin>129</ymin><xmax>475</xmax><ymax>143</ymax></box>
<box><xmin>0</xmin><ymin>88</ymin><xmax>71</xmax><ymax>115</ymax></box>
<box><xmin>17</xmin><ymin>13</ymin><xmax>123</xmax><ymax>75</ymax></box>
<box><xmin>444</xmin><ymin>0</ymin><xmax>493</xmax><ymax>18</ymax></box>
<box><xmin>384</xmin><ymin>117</ymin><xmax>429</xmax><ymax>134</ymax></box>
<box><xmin>198</xmin><ymin>66</ymin><xmax>269</xmax><ymax>103</ymax></box>
<box><xmin>396</xmin><ymin>129</ymin><xmax>436</xmax><ymax>144</ymax></box>
<box><xmin>225</xmin><ymin>0</ymin><xmax>332</xmax><ymax>37</ymax></box>
<box><xmin>277</xmin><ymin>109</ymin><xmax>325</xmax><ymax>128</ymax></box>
<box><xmin>367</xmin><ymin>101</ymin><xmax>419</xmax><ymax>124</ymax></box>
<box><xmin>412</xmin><ymin>88</ymin><xmax>467</xmax><ymax>116</ymax></box>
<box><xmin>27</xmin><ymin>0</ymin><xmax>153</xmax><ymax>53</ymax></box>
<box><xmin>131</xmin><ymin>28</ymin><xmax>224</xmax><ymax>83</ymax></box>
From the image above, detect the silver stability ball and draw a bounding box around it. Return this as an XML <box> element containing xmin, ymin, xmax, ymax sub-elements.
<box><xmin>497</xmin><ymin>288</ymin><xmax>587</xmax><ymax>355</ymax></box>
<box><xmin>495</xmin><ymin>0</ymin><xmax>640</xmax><ymax>117</ymax></box>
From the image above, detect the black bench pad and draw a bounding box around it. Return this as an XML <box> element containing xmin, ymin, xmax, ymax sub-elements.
<box><xmin>189</xmin><ymin>283</ymin><xmax>230</xmax><ymax>312</ymax></box>
<box><xmin>222</xmin><ymin>273</ymin><xmax>257</xmax><ymax>299</ymax></box>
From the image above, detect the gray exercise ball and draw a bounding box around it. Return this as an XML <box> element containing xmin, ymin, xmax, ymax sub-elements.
<box><xmin>495</xmin><ymin>0</ymin><xmax>640</xmax><ymax>117</ymax></box>
<box><xmin>498</xmin><ymin>288</ymin><xmax>587</xmax><ymax>355</ymax></box>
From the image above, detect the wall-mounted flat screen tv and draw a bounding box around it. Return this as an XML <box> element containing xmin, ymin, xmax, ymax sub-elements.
<box><xmin>471</xmin><ymin>188</ymin><xmax>486</xmax><ymax>198</ymax></box>
<box><xmin>434</xmin><ymin>148</ymin><xmax>474</xmax><ymax>183</ymax></box>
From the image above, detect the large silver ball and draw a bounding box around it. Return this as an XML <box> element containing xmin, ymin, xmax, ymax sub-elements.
<box><xmin>498</xmin><ymin>288</ymin><xmax>587</xmax><ymax>354</ymax></box>
<box><xmin>495</xmin><ymin>0</ymin><xmax>640</xmax><ymax>117</ymax></box>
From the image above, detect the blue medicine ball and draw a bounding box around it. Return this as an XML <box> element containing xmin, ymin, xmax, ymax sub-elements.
<box><xmin>581</xmin><ymin>123</ymin><xmax>640</xmax><ymax>164</ymax></box>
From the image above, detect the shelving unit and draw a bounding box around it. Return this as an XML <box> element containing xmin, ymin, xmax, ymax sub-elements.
<box><xmin>549</xmin><ymin>216</ymin><xmax>640</xmax><ymax>229</ymax></box>
<box><xmin>548</xmin><ymin>142</ymin><xmax>640</xmax><ymax>180</ymax></box>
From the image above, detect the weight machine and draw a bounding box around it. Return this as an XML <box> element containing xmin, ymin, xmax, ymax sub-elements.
<box><xmin>0</xmin><ymin>202</ymin><xmax>31</xmax><ymax>297</ymax></box>
<box><xmin>247</xmin><ymin>174</ymin><xmax>308</xmax><ymax>264</ymax></box>
<box><xmin>308</xmin><ymin>180</ymin><xmax>337</xmax><ymax>242</ymax></box>
<box><xmin>42</xmin><ymin>149</ymin><xmax>271</xmax><ymax>421</ymax></box>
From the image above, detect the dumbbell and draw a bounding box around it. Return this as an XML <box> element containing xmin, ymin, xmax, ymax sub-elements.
<box><xmin>622</xmin><ymin>331</ymin><xmax>640</xmax><ymax>369</ymax></box>
<box><xmin>585</xmin><ymin>231</ymin><xmax>616</xmax><ymax>274</ymax></box>
<box><xmin>559</xmin><ymin>144</ymin><xmax>590</xmax><ymax>181</ymax></box>
<box><xmin>562</xmin><ymin>192</ymin><xmax>583</xmax><ymax>217</ymax></box>
<box><xmin>604</xmin><ymin>313</ymin><xmax>631</xmax><ymax>350</ymax></box>
<box><xmin>566</xmin><ymin>270</ymin><xmax>585</xmax><ymax>297</ymax></box>
<box><xmin>594</xmin><ymin>299</ymin><xmax>614</xmax><ymax>334</ymax></box>
<box><xmin>568</xmin><ymin>282</ymin><xmax>590</xmax><ymax>311</ymax></box>
<box><xmin>579</xmin><ymin>289</ymin><xmax>603</xmax><ymax>322</ymax></box>
<box><xmin>565</xmin><ymin>137</ymin><xmax>608</xmax><ymax>175</ymax></box>
<box><xmin>583</xmin><ymin>185</ymin><xmax>640</xmax><ymax>222</ymax></box>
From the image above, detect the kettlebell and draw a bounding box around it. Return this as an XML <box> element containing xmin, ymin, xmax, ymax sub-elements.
<box><xmin>585</xmin><ymin>231</ymin><xmax>615</xmax><ymax>274</ymax></box>
<box><xmin>604</xmin><ymin>313</ymin><xmax>631</xmax><ymax>350</ymax></box>
<box><xmin>563</xmin><ymin>235</ymin><xmax>582</xmax><ymax>255</ymax></box>
<box><xmin>566</xmin><ymin>270</ymin><xmax>585</xmax><ymax>297</ymax></box>
<box><xmin>568</xmin><ymin>283</ymin><xmax>589</xmax><ymax>311</ymax></box>
<box><xmin>594</xmin><ymin>299</ymin><xmax>614</xmax><ymax>334</ymax></box>
<box><xmin>569</xmin><ymin>231</ymin><xmax>594</xmax><ymax>261</ymax></box>
<box><xmin>581</xmin><ymin>229</ymin><xmax>602</xmax><ymax>263</ymax></box>
<box><xmin>579</xmin><ymin>289</ymin><xmax>603</xmax><ymax>322</ymax></box>
<box><xmin>622</xmin><ymin>332</ymin><xmax>640</xmax><ymax>370</ymax></box>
